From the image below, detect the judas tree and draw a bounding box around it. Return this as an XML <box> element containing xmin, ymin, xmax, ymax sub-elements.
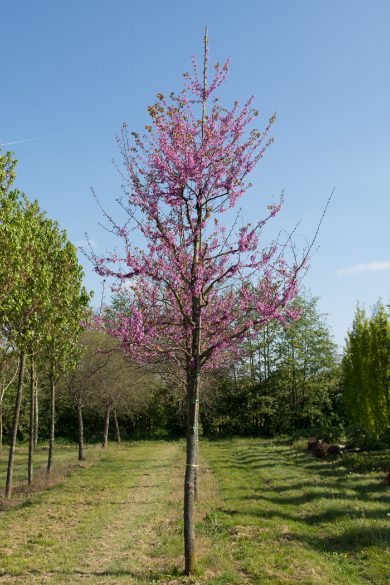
<box><xmin>93</xmin><ymin>33</ymin><xmax>304</xmax><ymax>574</ymax></box>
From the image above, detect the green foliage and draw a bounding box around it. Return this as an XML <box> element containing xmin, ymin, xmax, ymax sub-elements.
<box><xmin>0</xmin><ymin>150</ymin><xmax>17</xmax><ymax>194</ymax></box>
<box><xmin>59</xmin><ymin>329</ymin><xmax>164</xmax><ymax>441</ymax></box>
<box><xmin>201</xmin><ymin>293</ymin><xmax>342</xmax><ymax>438</ymax></box>
<box><xmin>0</xmin><ymin>148</ymin><xmax>90</xmax><ymax>360</ymax></box>
<box><xmin>41</xmin><ymin>234</ymin><xmax>91</xmax><ymax>382</ymax></box>
<box><xmin>0</xmin><ymin>148</ymin><xmax>91</xmax><ymax>449</ymax></box>
<box><xmin>343</xmin><ymin>301</ymin><xmax>390</xmax><ymax>443</ymax></box>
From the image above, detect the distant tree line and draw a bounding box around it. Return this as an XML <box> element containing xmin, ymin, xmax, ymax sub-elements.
<box><xmin>2</xmin><ymin>286</ymin><xmax>389</xmax><ymax>464</ymax></box>
<box><xmin>199</xmin><ymin>293</ymin><xmax>343</xmax><ymax>439</ymax></box>
<box><xmin>198</xmin><ymin>297</ymin><xmax>390</xmax><ymax>446</ymax></box>
<box><xmin>1</xmin><ymin>291</ymin><xmax>345</xmax><ymax>446</ymax></box>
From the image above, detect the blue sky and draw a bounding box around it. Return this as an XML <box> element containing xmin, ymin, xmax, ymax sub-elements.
<box><xmin>1</xmin><ymin>0</ymin><xmax>389</xmax><ymax>347</ymax></box>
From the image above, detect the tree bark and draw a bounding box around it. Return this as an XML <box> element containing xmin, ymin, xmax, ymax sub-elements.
<box><xmin>77</xmin><ymin>403</ymin><xmax>85</xmax><ymax>461</ymax></box>
<box><xmin>0</xmin><ymin>401</ymin><xmax>3</xmax><ymax>458</ymax></box>
<box><xmin>47</xmin><ymin>370</ymin><xmax>55</xmax><ymax>473</ymax></box>
<box><xmin>28</xmin><ymin>360</ymin><xmax>35</xmax><ymax>485</ymax></box>
<box><xmin>184</xmin><ymin>289</ymin><xmax>201</xmax><ymax>575</ymax></box>
<box><xmin>194</xmin><ymin>411</ymin><xmax>200</xmax><ymax>501</ymax></box>
<box><xmin>34</xmin><ymin>381</ymin><xmax>39</xmax><ymax>450</ymax></box>
<box><xmin>113</xmin><ymin>409</ymin><xmax>121</xmax><ymax>443</ymax></box>
<box><xmin>184</xmin><ymin>366</ymin><xmax>200</xmax><ymax>575</ymax></box>
<box><xmin>102</xmin><ymin>405</ymin><xmax>110</xmax><ymax>449</ymax></box>
<box><xmin>5</xmin><ymin>353</ymin><xmax>26</xmax><ymax>499</ymax></box>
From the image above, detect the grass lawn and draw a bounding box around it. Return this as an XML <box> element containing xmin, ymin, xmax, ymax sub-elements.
<box><xmin>0</xmin><ymin>439</ymin><xmax>389</xmax><ymax>584</ymax></box>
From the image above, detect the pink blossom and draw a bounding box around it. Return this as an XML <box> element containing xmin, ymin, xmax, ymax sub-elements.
<box><xmin>91</xmin><ymin>48</ymin><xmax>304</xmax><ymax>374</ymax></box>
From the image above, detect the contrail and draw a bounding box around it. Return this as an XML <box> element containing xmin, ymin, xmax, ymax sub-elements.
<box><xmin>0</xmin><ymin>136</ymin><xmax>47</xmax><ymax>147</ymax></box>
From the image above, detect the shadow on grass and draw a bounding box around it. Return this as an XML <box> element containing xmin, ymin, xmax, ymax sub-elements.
<box><xmin>72</xmin><ymin>568</ymin><xmax>184</xmax><ymax>581</ymax></box>
<box><xmin>236</xmin><ymin>486</ymin><xmax>390</xmax><ymax>506</ymax></box>
<box><xmin>0</xmin><ymin>566</ymin><xmax>187</xmax><ymax>582</ymax></box>
<box><xmin>207</xmin><ymin>439</ymin><xmax>390</xmax><ymax>555</ymax></box>
<box><xmin>289</xmin><ymin>525</ymin><xmax>390</xmax><ymax>552</ymax></box>
<box><xmin>0</xmin><ymin>462</ymin><xmax>96</xmax><ymax>512</ymax></box>
<box><xmin>220</xmin><ymin>502</ymin><xmax>389</xmax><ymax>525</ymax></box>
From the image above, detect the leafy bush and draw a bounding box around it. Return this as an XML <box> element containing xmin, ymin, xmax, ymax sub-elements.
<box><xmin>346</xmin><ymin>424</ymin><xmax>387</xmax><ymax>451</ymax></box>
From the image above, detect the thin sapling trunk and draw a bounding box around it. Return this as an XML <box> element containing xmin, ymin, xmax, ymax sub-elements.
<box><xmin>184</xmin><ymin>296</ymin><xmax>201</xmax><ymax>576</ymax></box>
<box><xmin>47</xmin><ymin>368</ymin><xmax>56</xmax><ymax>473</ymax></box>
<box><xmin>34</xmin><ymin>382</ymin><xmax>39</xmax><ymax>449</ymax></box>
<box><xmin>102</xmin><ymin>405</ymin><xmax>110</xmax><ymax>449</ymax></box>
<box><xmin>28</xmin><ymin>360</ymin><xmax>35</xmax><ymax>485</ymax></box>
<box><xmin>5</xmin><ymin>353</ymin><xmax>26</xmax><ymax>499</ymax></box>
<box><xmin>194</xmin><ymin>426</ymin><xmax>200</xmax><ymax>500</ymax></box>
<box><xmin>77</xmin><ymin>403</ymin><xmax>85</xmax><ymax>461</ymax></box>
<box><xmin>113</xmin><ymin>409</ymin><xmax>121</xmax><ymax>443</ymax></box>
<box><xmin>184</xmin><ymin>364</ymin><xmax>200</xmax><ymax>575</ymax></box>
<box><xmin>0</xmin><ymin>401</ymin><xmax>3</xmax><ymax>458</ymax></box>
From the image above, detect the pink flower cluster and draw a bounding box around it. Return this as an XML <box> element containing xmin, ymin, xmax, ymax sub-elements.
<box><xmin>92</xmin><ymin>49</ymin><xmax>303</xmax><ymax>372</ymax></box>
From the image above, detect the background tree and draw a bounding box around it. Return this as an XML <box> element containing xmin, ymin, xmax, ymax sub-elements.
<box><xmin>63</xmin><ymin>330</ymin><xmax>109</xmax><ymax>461</ymax></box>
<box><xmin>42</xmin><ymin>235</ymin><xmax>90</xmax><ymax>473</ymax></box>
<box><xmin>201</xmin><ymin>292</ymin><xmax>341</xmax><ymax>438</ymax></box>
<box><xmin>343</xmin><ymin>301</ymin><xmax>390</xmax><ymax>442</ymax></box>
<box><xmin>0</xmin><ymin>187</ymin><xmax>50</xmax><ymax>497</ymax></box>
<box><xmin>368</xmin><ymin>302</ymin><xmax>390</xmax><ymax>435</ymax></box>
<box><xmin>272</xmin><ymin>294</ymin><xmax>341</xmax><ymax>434</ymax></box>
<box><xmin>0</xmin><ymin>343</ymin><xmax>18</xmax><ymax>456</ymax></box>
<box><xmin>90</xmin><ymin>338</ymin><xmax>156</xmax><ymax>449</ymax></box>
<box><xmin>343</xmin><ymin>306</ymin><xmax>370</xmax><ymax>433</ymax></box>
<box><xmin>0</xmin><ymin>149</ymin><xmax>90</xmax><ymax>495</ymax></box>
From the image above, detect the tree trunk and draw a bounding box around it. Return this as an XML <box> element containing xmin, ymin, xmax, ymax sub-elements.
<box><xmin>34</xmin><ymin>382</ymin><xmax>39</xmax><ymax>450</ymax></box>
<box><xmin>77</xmin><ymin>403</ymin><xmax>85</xmax><ymax>461</ymax></box>
<box><xmin>184</xmin><ymin>289</ymin><xmax>201</xmax><ymax>575</ymax></box>
<box><xmin>5</xmin><ymin>353</ymin><xmax>26</xmax><ymax>499</ymax></box>
<box><xmin>194</xmin><ymin>416</ymin><xmax>200</xmax><ymax>501</ymax></box>
<box><xmin>28</xmin><ymin>360</ymin><xmax>35</xmax><ymax>485</ymax></box>
<box><xmin>113</xmin><ymin>409</ymin><xmax>121</xmax><ymax>443</ymax></box>
<box><xmin>47</xmin><ymin>371</ymin><xmax>55</xmax><ymax>473</ymax></box>
<box><xmin>102</xmin><ymin>406</ymin><xmax>110</xmax><ymax>449</ymax></box>
<box><xmin>184</xmin><ymin>37</ymin><xmax>206</xmax><ymax>568</ymax></box>
<box><xmin>0</xmin><ymin>401</ymin><xmax>3</xmax><ymax>458</ymax></box>
<box><xmin>184</xmin><ymin>367</ymin><xmax>200</xmax><ymax>575</ymax></box>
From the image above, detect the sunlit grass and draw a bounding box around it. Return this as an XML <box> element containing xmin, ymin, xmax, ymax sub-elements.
<box><xmin>0</xmin><ymin>443</ymin><xmax>90</xmax><ymax>500</ymax></box>
<box><xmin>0</xmin><ymin>439</ymin><xmax>388</xmax><ymax>584</ymax></box>
<box><xmin>202</xmin><ymin>438</ymin><xmax>390</xmax><ymax>585</ymax></box>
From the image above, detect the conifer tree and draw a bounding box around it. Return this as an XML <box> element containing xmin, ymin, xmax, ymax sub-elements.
<box><xmin>343</xmin><ymin>302</ymin><xmax>390</xmax><ymax>439</ymax></box>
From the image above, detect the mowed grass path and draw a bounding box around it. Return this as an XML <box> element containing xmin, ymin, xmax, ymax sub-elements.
<box><xmin>202</xmin><ymin>439</ymin><xmax>390</xmax><ymax>585</ymax></box>
<box><xmin>0</xmin><ymin>442</ymin><xmax>188</xmax><ymax>584</ymax></box>
<box><xmin>0</xmin><ymin>439</ymin><xmax>389</xmax><ymax>585</ymax></box>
